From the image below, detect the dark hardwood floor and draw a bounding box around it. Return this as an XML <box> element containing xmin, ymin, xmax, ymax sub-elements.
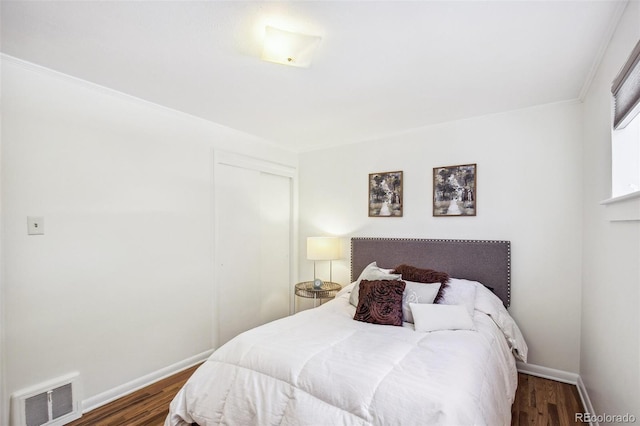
<box><xmin>68</xmin><ymin>368</ymin><xmax>585</xmax><ymax>426</ymax></box>
<box><xmin>512</xmin><ymin>373</ymin><xmax>586</xmax><ymax>426</ymax></box>
<box><xmin>67</xmin><ymin>364</ymin><xmax>200</xmax><ymax>426</ymax></box>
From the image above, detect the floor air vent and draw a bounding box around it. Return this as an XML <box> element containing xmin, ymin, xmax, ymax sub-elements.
<box><xmin>11</xmin><ymin>373</ymin><xmax>81</xmax><ymax>426</ymax></box>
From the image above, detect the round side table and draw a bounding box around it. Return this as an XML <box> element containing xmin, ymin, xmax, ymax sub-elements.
<box><xmin>294</xmin><ymin>281</ymin><xmax>342</xmax><ymax>312</ymax></box>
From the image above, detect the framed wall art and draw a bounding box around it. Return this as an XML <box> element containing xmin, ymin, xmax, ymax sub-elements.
<box><xmin>433</xmin><ymin>163</ymin><xmax>476</xmax><ymax>216</ymax></box>
<box><xmin>368</xmin><ymin>171</ymin><xmax>403</xmax><ymax>217</ymax></box>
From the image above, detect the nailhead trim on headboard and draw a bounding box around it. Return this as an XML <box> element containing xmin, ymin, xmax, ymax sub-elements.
<box><xmin>351</xmin><ymin>237</ymin><xmax>511</xmax><ymax>307</ymax></box>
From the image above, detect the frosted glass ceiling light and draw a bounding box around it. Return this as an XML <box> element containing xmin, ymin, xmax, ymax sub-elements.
<box><xmin>261</xmin><ymin>26</ymin><xmax>321</xmax><ymax>68</ymax></box>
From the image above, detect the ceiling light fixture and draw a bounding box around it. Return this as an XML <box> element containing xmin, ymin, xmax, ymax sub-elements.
<box><xmin>261</xmin><ymin>25</ymin><xmax>321</xmax><ymax>68</ymax></box>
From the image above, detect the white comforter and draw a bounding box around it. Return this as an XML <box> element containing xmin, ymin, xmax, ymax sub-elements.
<box><xmin>167</xmin><ymin>281</ymin><xmax>527</xmax><ymax>426</ymax></box>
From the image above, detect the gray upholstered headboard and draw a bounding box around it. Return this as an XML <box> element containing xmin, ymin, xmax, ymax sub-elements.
<box><xmin>351</xmin><ymin>238</ymin><xmax>511</xmax><ymax>307</ymax></box>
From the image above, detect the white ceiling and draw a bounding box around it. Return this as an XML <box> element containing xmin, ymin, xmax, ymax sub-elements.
<box><xmin>0</xmin><ymin>1</ymin><xmax>626</xmax><ymax>152</ymax></box>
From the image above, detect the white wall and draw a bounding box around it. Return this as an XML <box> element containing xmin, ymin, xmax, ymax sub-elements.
<box><xmin>581</xmin><ymin>0</ymin><xmax>640</xmax><ymax>419</ymax></box>
<box><xmin>0</xmin><ymin>56</ymin><xmax>296</xmax><ymax>423</ymax></box>
<box><xmin>299</xmin><ymin>101</ymin><xmax>584</xmax><ymax>372</ymax></box>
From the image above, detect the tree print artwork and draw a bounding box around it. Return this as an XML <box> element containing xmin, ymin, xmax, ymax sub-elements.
<box><xmin>433</xmin><ymin>164</ymin><xmax>476</xmax><ymax>216</ymax></box>
<box><xmin>369</xmin><ymin>171</ymin><xmax>403</xmax><ymax>217</ymax></box>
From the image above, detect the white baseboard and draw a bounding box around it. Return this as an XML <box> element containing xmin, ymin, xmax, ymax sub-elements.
<box><xmin>81</xmin><ymin>349</ymin><xmax>213</xmax><ymax>414</ymax></box>
<box><xmin>576</xmin><ymin>375</ymin><xmax>597</xmax><ymax>426</ymax></box>
<box><xmin>516</xmin><ymin>361</ymin><xmax>579</xmax><ymax>384</ymax></box>
<box><xmin>516</xmin><ymin>362</ymin><xmax>597</xmax><ymax>426</ymax></box>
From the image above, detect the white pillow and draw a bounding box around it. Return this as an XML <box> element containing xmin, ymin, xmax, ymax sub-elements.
<box><xmin>402</xmin><ymin>281</ymin><xmax>441</xmax><ymax>324</ymax></box>
<box><xmin>349</xmin><ymin>261</ymin><xmax>401</xmax><ymax>307</ymax></box>
<box><xmin>410</xmin><ymin>303</ymin><xmax>474</xmax><ymax>332</ymax></box>
<box><xmin>437</xmin><ymin>278</ymin><xmax>477</xmax><ymax>317</ymax></box>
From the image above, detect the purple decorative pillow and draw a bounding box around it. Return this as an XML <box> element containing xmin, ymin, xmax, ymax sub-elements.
<box><xmin>353</xmin><ymin>280</ymin><xmax>406</xmax><ymax>326</ymax></box>
<box><xmin>392</xmin><ymin>264</ymin><xmax>450</xmax><ymax>303</ymax></box>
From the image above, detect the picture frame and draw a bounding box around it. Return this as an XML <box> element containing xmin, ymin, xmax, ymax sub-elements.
<box><xmin>433</xmin><ymin>164</ymin><xmax>476</xmax><ymax>216</ymax></box>
<box><xmin>368</xmin><ymin>171</ymin><xmax>403</xmax><ymax>217</ymax></box>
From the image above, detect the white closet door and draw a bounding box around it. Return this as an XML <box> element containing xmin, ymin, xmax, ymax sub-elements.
<box><xmin>259</xmin><ymin>172</ymin><xmax>291</xmax><ymax>325</ymax></box>
<box><xmin>216</xmin><ymin>160</ymin><xmax>292</xmax><ymax>346</ymax></box>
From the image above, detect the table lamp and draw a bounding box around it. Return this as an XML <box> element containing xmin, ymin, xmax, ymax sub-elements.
<box><xmin>307</xmin><ymin>237</ymin><xmax>340</xmax><ymax>288</ymax></box>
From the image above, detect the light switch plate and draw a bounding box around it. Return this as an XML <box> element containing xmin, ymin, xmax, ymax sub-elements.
<box><xmin>27</xmin><ymin>216</ymin><xmax>44</xmax><ymax>235</ymax></box>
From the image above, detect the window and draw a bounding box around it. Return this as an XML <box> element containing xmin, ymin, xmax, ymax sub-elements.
<box><xmin>611</xmin><ymin>39</ymin><xmax>640</xmax><ymax>199</ymax></box>
<box><xmin>611</xmin><ymin>113</ymin><xmax>639</xmax><ymax>197</ymax></box>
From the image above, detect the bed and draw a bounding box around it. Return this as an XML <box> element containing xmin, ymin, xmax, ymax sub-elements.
<box><xmin>166</xmin><ymin>238</ymin><xmax>528</xmax><ymax>426</ymax></box>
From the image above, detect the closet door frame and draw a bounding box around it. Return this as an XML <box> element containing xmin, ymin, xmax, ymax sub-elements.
<box><xmin>212</xmin><ymin>150</ymin><xmax>298</xmax><ymax>349</ymax></box>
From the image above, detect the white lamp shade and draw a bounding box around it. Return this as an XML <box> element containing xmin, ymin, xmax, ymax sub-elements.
<box><xmin>307</xmin><ymin>237</ymin><xmax>340</xmax><ymax>260</ymax></box>
<box><xmin>261</xmin><ymin>26</ymin><xmax>321</xmax><ymax>68</ymax></box>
